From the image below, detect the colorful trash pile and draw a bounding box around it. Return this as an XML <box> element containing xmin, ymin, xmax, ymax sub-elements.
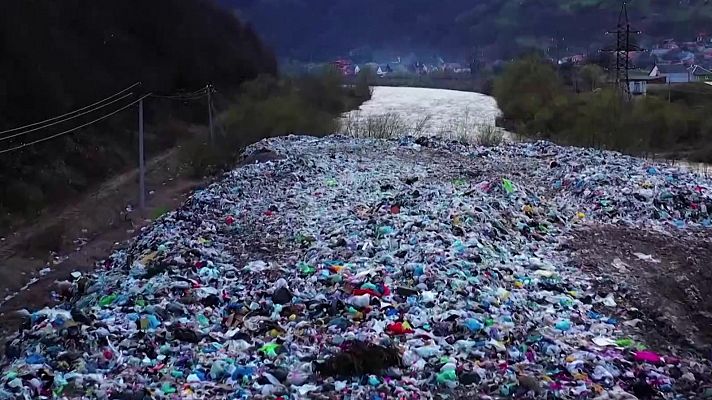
<box><xmin>1</xmin><ymin>135</ymin><xmax>711</xmax><ymax>399</ymax></box>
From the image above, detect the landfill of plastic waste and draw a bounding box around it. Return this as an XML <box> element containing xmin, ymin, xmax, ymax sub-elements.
<box><xmin>1</xmin><ymin>135</ymin><xmax>711</xmax><ymax>399</ymax></box>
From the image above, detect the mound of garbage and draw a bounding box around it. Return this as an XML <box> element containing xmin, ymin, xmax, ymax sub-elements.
<box><xmin>2</xmin><ymin>135</ymin><xmax>711</xmax><ymax>399</ymax></box>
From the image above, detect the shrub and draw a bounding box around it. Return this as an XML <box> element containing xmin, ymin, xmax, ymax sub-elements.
<box><xmin>341</xmin><ymin>112</ymin><xmax>409</xmax><ymax>139</ymax></box>
<box><xmin>182</xmin><ymin>71</ymin><xmax>357</xmax><ymax>175</ymax></box>
<box><xmin>578</xmin><ymin>64</ymin><xmax>605</xmax><ymax>92</ymax></box>
<box><xmin>412</xmin><ymin>115</ymin><xmax>432</xmax><ymax>136</ymax></box>
<box><xmin>493</xmin><ymin>56</ymin><xmax>567</xmax><ymax>128</ymax></box>
<box><xmin>294</xmin><ymin>67</ymin><xmax>349</xmax><ymax>115</ymax></box>
<box><xmin>180</xmin><ymin>139</ymin><xmax>223</xmax><ymax>178</ymax></box>
<box><xmin>476</xmin><ymin>125</ymin><xmax>505</xmax><ymax>147</ymax></box>
<box><xmin>354</xmin><ymin>68</ymin><xmax>376</xmax><ymax>100</ymax></box>
<box><xmin>493</xmin><ymin>56</ymin><xmax>712</xmax><ymax>158</ymax></box>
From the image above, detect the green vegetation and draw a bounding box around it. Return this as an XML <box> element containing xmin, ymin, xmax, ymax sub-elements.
<box><xmin>578</xmin><ymin>64</ymin><xmax>606</xmax><ymax>92</ymax></box>
<box><xmin>0</xmin><ymin>0</ymin><xmax>276</xmax><ymax>223</ymax></box>
<box><xmin>341</xmin><ymin>113</ymin><xmax>411</xmax><ymax>140</ymax></box>
<box><xmin>353</xmin><ymin>68</ymin><xmax>377</xmax><ymax>100</ymax></box>
<box><xmin>151</xmin><ymin>206</ymin><xmax>172</xmax><ymax>221</ymax></box>
<box><xmin>493</xmin><ymin>57</ymin><xmax>712</xmax><ymax>160</ymax></box>
<box><xmin>342</xmin><ymin>108</ymin><xmax>504</xmax><ymax>146</ymax></box>
<box><xmin>475</xmin><ymin>125</ymin><xmax>505</xmax><ymax>147</ymax></box>
<box><xmin>182</xmin><ymin>70</ymin><xmax>372</xmax><ymax>177</ymax></box>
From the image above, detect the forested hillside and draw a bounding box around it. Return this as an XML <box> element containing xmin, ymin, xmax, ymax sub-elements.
<box><xmin>0</xmin><ymin>0</ymin><xmax>276</xmax><ymax>218</ymax></box>
<box><xmin>230</xmin><ymin>0</ymin><xmax>712</xmax><ymax>60</ymax></box>
<box><xmin>0</xmin><ymin>0</ymin><xmax>276</xmax><ymax>128</ymax></box>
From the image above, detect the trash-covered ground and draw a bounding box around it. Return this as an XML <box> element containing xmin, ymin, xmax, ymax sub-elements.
<box><xmin>2</xmin><ymin>135</ymin><xmax>712</xmax><ymax>399</ymax></box>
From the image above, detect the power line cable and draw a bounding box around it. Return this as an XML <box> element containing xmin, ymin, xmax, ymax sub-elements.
<box><xmin>0</xmin><ymin>82</ymin><xmax>140</xmax><ymax>136</ymax></box>
<box><xmin>151</xmin><ymin>92</ymin><xmax>208</xmax><ymax>101</ymax></box>
<box><xmin>0</xmin><ymin>92</ymin><xmax>135</xmax><ymax>142</ymax></box>
<box><xmin>151</xmin><ymin>91</ymin><xmax>207</xmax><ymax>99</ymax></box>
<box><xmin>0</xmin><ymin>93</ymin><xmax>152</xmax><ymax>155</ymax></box>
<box><xmin>151</xmin><ymin>86</ymin><xmax>208</xmax><ymax>100</ymax></box>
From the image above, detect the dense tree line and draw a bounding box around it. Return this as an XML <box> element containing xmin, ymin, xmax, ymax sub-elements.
<box><xmin>494</xmin><ymin>57</ymin><xmax>712</xmax><ymax>160</ymax></box>
<box><xmin>0</xmin><ymin>0</ymin><xmax>276</xmax><ymax>219</ymax></box>
<box><xmin>230</xmin><ymin>0</ymin><xmax>712</xmax><ymax>61</ymax></box>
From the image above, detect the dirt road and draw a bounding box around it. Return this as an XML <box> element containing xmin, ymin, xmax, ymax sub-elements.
<box><xmin>0</xmin><ymin>146</ymin><xmax>203</xmax><ymax>339</ymax></box>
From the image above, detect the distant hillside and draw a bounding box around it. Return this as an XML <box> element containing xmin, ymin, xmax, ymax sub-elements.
<box><xmin>228</xmin><ymin>0</ymin><xmax>712</xmax><ymax>61</ymax></box>
<box><xmin>0</xmin><ymin>0</ymin><xmax>276</xmax><ymax>218</ymax></box>
<box><xmin>0</xmin><ymin>0</ymin><xmax>276</xmax><ymax>127</ymax></box>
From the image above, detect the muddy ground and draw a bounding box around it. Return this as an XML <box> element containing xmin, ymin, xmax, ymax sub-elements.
<box><xmin>0</xmin><ymin>146</ymin><xmax>288</xmax><ymax>343</ymax></box>
<box><xmin>569</xmin><ymin>224</ymin><xmax>712</xmax><ymax>356</ymax></box>
<box><xmin>0</xmin><ymin>145</ymin><xmax>203</xmax><ymax>342</ymax></box>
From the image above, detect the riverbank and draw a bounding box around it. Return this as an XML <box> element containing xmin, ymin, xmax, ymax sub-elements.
<box><xmin>348</xmin><ymin>74</ymin><xmax>489</xmax><ymax>94</ymax></box>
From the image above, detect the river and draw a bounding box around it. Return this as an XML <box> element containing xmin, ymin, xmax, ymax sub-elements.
<box><xmin>342</xmin><ymin>86</ymin><xmax>503</xmax><ymax>140</ymax></box>
<box><xmin>343</xmin><ymin>86</ymin><xmax>712</xmax><ymax>175</ymax></box>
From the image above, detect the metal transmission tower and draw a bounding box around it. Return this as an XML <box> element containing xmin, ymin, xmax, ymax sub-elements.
<box><xmin>603</xmin><ymin>1</ymin><xmax>642</xmax><ymax>99</ymax></box>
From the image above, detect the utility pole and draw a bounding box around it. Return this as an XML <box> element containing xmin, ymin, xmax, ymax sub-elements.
<box><xmin>138</xmin><ymin>98</ymin><xmax>146</xmax><ymax>211</ymax></box>
<box><xmin>207</xmin><ymin>84</ymin><xmax>215</xmax><ymax>146</ymax></box>
<box><xmin>603</xmin><ymin>1</ymin><xmax>641</xmax><ymax>100</ymax></box>
<box><xmin>668</xmin><ymin>80</ymin><xmax>672</xmax><ymax>103</ymax></box>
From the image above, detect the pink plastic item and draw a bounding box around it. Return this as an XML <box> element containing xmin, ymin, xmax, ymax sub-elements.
<box><xmin>635</xmin><ymin>350</ymin><xmax>662</xmax><ymax>364</ymax></box>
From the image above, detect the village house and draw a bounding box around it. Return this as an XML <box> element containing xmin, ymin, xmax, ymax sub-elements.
<box><xmin>689</xmin><ymin>65</ymin><xmax>712</xmax><ymax>82</ymax></box>
<box><xmin>661</xmin><ymin>48</ymin><xmax>695</xmax><ymax>65</ymax></box>
<box><xmin>330</xmin><ymin>59</ymin><xmax>354</xmax><ymax>75</ymax></box>
<box><xmin>558</xmin><ymin>54</ymin><xmax>585</xmax><ymax>65</ymax></box>
<box><xmin>649</xmin><ymin>64</ymin><xmax>712</xmax><ymax>83</ymax></box>
<box><xmin>650</xmin><ymin>64</ymin><xmax>691</xmax><ymax>83</ymax></box>
<box><xmin>662</xmin><ymin>38</ymin><xmax>679</xmax><ymax>49</ymax></box>
<box><xmin>627</xmin><ymin>71</ymin><xmax>666</xmax><ymax>96</ymax></box>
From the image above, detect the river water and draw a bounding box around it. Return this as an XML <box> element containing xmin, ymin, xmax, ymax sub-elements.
<box><xmin>342</xmin><ymin>86</ymin><xmax>502</xmax><ymax>140</ymax></box>
<box><xmin>345</xmin><ymin>86</ymin><xmax>712</xmax><ymax>175</ymax></box>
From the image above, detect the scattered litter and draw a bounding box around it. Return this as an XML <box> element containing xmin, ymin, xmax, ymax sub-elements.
<box><xmin>633</xmin><ymin>252</ymin><xmax>661</xmax><ymax>263</ymax></box>
<box><xmin>1</xmin><ymin>135</ymin><xmax>710</xmax><ymax>399</ymax></box>
<box><xmin>612</xmin><ymin>258</ymin><xmax>629</xmax><ymax>272</ymax></box>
